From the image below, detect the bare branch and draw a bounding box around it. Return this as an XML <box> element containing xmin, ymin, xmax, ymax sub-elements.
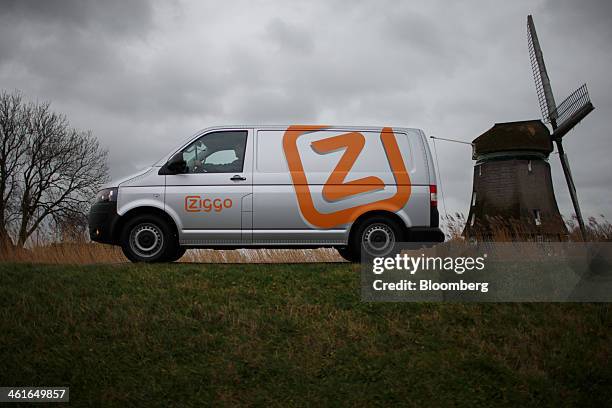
<box><xmin>0</xmin><ymin>90</ymin><xmax>109</xmax><ymax>247</ymax></box>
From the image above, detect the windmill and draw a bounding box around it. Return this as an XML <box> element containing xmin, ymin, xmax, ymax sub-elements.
<box><xmin>527</xmin><ymin>15</ymin><xmax>595</xmax><ymax>239</ymax></box>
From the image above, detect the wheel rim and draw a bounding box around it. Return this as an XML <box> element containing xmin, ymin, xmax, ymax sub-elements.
<box><xmin>362</xmin><ymin>223</ymin><xmax>395</xmax><ymax>257</ymax></box>
<box><xmin>129</xmin><ymin>223</ymin><xmax>164</xmax><ymax>258</ymax></box>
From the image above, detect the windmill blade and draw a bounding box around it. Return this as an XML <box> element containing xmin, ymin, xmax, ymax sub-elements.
<box><xmin>551</xmin><ymin>84</ymin><xmax>595</xmax><ymax>139</ymax></box>
<box><xmin>527</xmin><ymin>15</ymin><xmax>557</xmax><ymax>127</ymax></box>
<box><xmin>525</xmin><ymin>15</ymin><xmax>592</xmax><ymax>241</ymax></box>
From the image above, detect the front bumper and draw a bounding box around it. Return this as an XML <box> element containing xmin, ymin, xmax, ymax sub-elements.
<box><xmin>88</xmin><ymin>201</ymin><xmax>120</xmax><ymax>244</ymax></box>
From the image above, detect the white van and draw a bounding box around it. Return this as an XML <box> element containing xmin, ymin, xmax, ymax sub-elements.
<box><xmin>89</xmin><ymin>125</ymin><xmax>444</xmax><ymax>262</ymax></box>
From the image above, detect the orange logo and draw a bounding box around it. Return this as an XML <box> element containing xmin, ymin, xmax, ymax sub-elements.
<box><xmin>283</xmin><ymin>125</ymin><xmax>411</xmax><ymax>228</ymax></box>
<box><xmin>311</xmin><ymin>131</ymin><xmax>385</xmax><ymax>201</ymax></box>
<box><xmin>185</xmin><ymin>195</ymin><xmax>233</xmax><ymax>213</ymax></box>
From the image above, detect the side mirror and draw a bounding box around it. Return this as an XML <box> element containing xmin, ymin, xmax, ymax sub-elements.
<box><xmin>160</xmin><ymin>152</ymin><xmax>187</xmax><ymax>175</ymax></box>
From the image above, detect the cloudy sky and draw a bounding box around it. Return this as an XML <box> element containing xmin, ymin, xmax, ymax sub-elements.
<box><xmin>1</xmin><ymin>0</ymin><xmax>610</xmax><ymax>221</ymax></box>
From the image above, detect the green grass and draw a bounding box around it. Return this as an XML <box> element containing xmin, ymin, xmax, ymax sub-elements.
<box><xmin>0</xmin><ymin>262</ymin><xmax>610</xmax><ymax>407</ymax></box>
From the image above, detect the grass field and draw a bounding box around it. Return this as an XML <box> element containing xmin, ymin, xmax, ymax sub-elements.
<box><xmin>0</xmin><ymin>262</ymin><xmax>610</xmax><ymax>407</ymax></box>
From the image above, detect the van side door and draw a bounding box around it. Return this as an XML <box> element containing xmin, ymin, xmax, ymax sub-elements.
<box><xmin>252</xmin><ymin>127</ymin><xmax>424</xmax><ymax>245</ymax></box>
<box><xmin>164</xmin><ymin>129</ymin><xmax>253</xmax><ymax>246</ymax></box>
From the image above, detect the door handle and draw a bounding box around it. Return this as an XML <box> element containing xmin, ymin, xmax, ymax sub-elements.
<box><xmin>230</xmin><ymin>175</ymin><xmax>246</xmax><ymax>181</ymax></box>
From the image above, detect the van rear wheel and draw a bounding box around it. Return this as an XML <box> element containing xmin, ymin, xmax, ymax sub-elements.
<box><xmin>120</xmin><ymin>214</ymin><xmax>178</xmax><ymax>263</ymax></box>
<box><xmin>348</xmin><ymin>216</ymin><xmax>404</xmax><ymax>261</ymax></box>
<box><xmin>336</xmin><ymin>246</ymin><xmax>359</xmax><ymax>263</ymax></box>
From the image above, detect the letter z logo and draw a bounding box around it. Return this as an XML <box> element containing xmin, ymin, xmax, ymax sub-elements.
<box><xmin>185</xmin><ymin>196</ymin><xmax>200</xmax><ymax>212</ymax></box>
<box><xmin>283</xmin><ymin>125</ymin><xmax>411</xmax><ymax>229</ymax></box>
<box><xmin>311</xmin><ymin>131</ymin><xmax>385</xmax><ymax>201</ymax></box>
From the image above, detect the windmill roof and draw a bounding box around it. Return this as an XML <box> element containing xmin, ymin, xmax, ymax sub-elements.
<box><xmin>473</xmin><ymin>120</ymin><xmax>553</xmax><ymax>157</ymax></box>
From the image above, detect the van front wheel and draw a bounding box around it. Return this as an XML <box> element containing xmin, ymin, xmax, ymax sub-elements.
<box><xmin>120</xmin><ymin>214</ymin><xmax>178</xmax><ymax>263</ymax></box>
<box><xmin>164</xmin><ymin>246</ymin><xmax>187</xmax><ymax>263</ymax></box>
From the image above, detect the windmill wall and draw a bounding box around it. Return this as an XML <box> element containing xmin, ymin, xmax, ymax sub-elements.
<box><xmin>463</xmin><ymin>120</ymin><xmax>568</xmax><ymax>241</ymax></box>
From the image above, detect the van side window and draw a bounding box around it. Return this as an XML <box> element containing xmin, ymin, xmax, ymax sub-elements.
<box><xmin>181</xmin><ymin>131</ymin><xmax>247</xmax><ymax>173</ymax></box>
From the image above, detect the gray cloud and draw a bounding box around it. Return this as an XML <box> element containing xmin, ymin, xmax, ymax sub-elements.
<box><xmin>0</xmin><ymin>0</ymin><xmax>611</xmax><ymax>221</ymax></box>
<box><xmin>0</xmin><ymin>0</ymin><xmax>153</xmax><ymax>36</ymax></box>
<box><xmin>265</xmin><ymin>18</ymin><xmax>315</xmax><ymax>54</ymax></box>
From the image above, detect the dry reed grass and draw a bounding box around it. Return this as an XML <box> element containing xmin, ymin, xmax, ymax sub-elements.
<box><xmin>1</xmin><ymin>214</ymin><xmax>609</xmax><ymax>264</ymax></box>
<box><xmin>0</xmin><ymin>242</ymin><xmax>125</xmax><ymax>265</ymax></box>
<box><xmin>0</xmin><ymin>242</ymin><xmax>344</xmax><ymax>265</ymax></box>
<box><xmin>443</xmin><ymin>213</ymin><xmax>612</xmax><ymax>242</ymax></box>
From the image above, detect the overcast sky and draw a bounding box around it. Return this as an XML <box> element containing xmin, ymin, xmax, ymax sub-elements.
<box><xmin>1</xmin><ymin>0</ymin><xmax>610</xmax><ymax>221</ymax></box>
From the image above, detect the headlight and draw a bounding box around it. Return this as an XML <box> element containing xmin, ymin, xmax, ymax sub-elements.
<box><xmin>95</xmin><ymin>187</ymin><xmax>118</xmax><ymax>203</ymax></box>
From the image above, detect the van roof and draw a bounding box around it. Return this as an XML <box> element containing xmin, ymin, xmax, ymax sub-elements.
<box><xmin>196</xmin><ymin>125</ymin><xmax>422</xmax><ymax>133</ymax></box>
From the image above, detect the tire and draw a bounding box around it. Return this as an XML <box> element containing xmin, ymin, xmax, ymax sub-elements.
<box><xmin>120</xmin><ymin>214</ymin><xmax>178</xmax><ymax>263</ymax></box>
<box><xmin>336</xmin><ymin>246</ymin><xmax>359</xmax><ymax>263</ymax></box>
<box><xmin>348</xmin><ymin>216</ymin><xmax>405</xmax><ymax>261</ymax></box>
<box><xmin>165</xmin><ymin>246</ymin><xmax>187</xmax><ymax>263</ymax></box>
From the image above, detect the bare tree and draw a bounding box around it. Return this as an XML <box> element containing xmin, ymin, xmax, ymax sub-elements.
<box><xmin>0</xmin><ymin>91</ymin><xmax>27</xmax><ymax>248</ymax></box>
<box><xmin>0</xmin><ymin>90</ymin><xmax>109</xmax><ymax>248</ymax></box>
<box><xmin>53</xmin><ymin>212</ymin><xmax>89</xmax><ymax>243</ymax></box>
